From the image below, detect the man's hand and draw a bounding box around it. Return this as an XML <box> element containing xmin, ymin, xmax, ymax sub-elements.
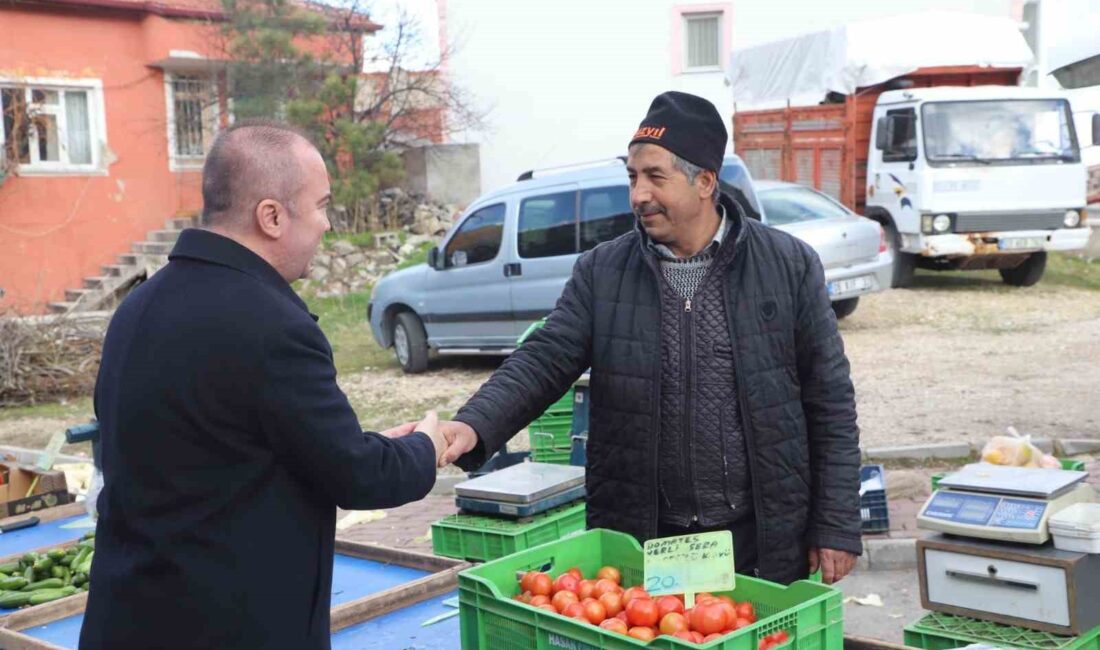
<box><xmin>379</xmin><ymin>421</ymin><xmax>418</xmax><ymax>439</ymax></box>
<box><xmin>808</xmin><ymin>547</ymin><xmax>857</xmax><ymax>584</ymax></box>
<box><xmin>437</xmin><ymin>420</ymin><xmax>479</xmax><ymax>467</ymax></box>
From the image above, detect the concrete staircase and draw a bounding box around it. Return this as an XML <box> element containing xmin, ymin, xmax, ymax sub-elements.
<box><xmin>48</xmin><ymin>216</ymin><xmax>198</xmax><ymax>314</ymax></box>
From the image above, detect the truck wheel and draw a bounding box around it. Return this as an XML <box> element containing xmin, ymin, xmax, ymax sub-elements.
<box><xmin>884</xmin><ymin>222</ymin><xmax>915</xmax><ymax>288</ymax></box>
<box><xmin>393</xmin><ymin>312</ymin><xmax>430</xmax><ymax>374</ymax></box>
<box><xmin>999</xmin><ymin>252</ymin><xmax>1046</xmax><ymax>287</ymax></box>
<box><xmin>831</xmin><ymin>297</ymin><xmax>859</xmax><ymax>320</ymax></box>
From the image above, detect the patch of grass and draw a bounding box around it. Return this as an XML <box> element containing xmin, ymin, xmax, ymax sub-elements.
<box><xmin>0</xmin><ymin>397</ymin><xmax>93</xmax><ymax>422</ymax></box>
<box><xmin>324</xmin><ymin>231</ymin><xmax>375</xmax><ymax>248</ymax></box>
<box><xmin>301</xmin><ymin>289</ymin><xmax>397</xmax><ymax>375</ymax></box>
<box><xmin>396</xmin><ymin>241</ymin><xmax>434</xmax><ymax>271</ymax></box>
<box><xmin>910</xmin><ymin>253</ymin><xmax>1100</xmax><ymax>292</ymax></box>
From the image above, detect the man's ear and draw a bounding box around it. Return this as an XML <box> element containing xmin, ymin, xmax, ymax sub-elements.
<box><xmin>255</xmin><ymin>199</ymin><xmax>285</xmax><ymax>239</ymax></box>
<box><xmin>697</xmin><ymin>169</ymin><xmax>718</xmax><ymax>201</ymax></box>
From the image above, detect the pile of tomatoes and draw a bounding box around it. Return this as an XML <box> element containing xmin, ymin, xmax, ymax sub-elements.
<box><xmin>512</xmin><ymin>566</ymin><xmax>791</xmax><ymax>647</ymax></box>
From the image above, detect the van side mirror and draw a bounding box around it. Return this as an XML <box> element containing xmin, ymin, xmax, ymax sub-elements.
<box><xmin>1092</xmin><ymin>113</ymin><xmax>1100</xmax><ymax>147</ymax></box>
<box><xmin>875</xmin><ymin>117</ymin><xmax>889</xmax><ymax>151</ymax></box>
<box><xmin>428</xmin><ymin>246</ymin><xmax>441</xmax><ymax>270</ymax></box>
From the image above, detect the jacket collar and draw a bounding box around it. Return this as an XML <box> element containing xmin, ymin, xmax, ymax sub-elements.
<box><xmin>168</xmin><ymin>229</ymin><xmax>316</xmax><ymax>320</ymax></box>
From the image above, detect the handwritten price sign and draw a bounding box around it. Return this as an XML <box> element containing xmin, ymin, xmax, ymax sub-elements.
<box><xmin>643</xmin><ymin>531</ymin><xmax>735</xmax><ymax>598</ymax></box>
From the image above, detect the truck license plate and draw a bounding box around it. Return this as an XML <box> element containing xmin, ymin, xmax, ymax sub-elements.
<box><xmin>998</xmin><ymin>237</ymin><xmax>1046</xmax><ymax>251</ymax></box>
<box><xmin>828</xmin><ymin>275</ymin><xmax>874</xmax><ymax>297</ymax></box>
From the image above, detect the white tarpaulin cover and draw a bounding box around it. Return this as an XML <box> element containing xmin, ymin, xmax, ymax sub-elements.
<box><xmin>729</xmin><ymin>11</ymin><xmax>1035</xmax><ymax>105</ymax></box>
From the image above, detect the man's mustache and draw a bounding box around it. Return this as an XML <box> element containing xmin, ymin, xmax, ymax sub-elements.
<box><xmin>634</xmin><ymin>202</ymin><xmax>666</xmax><ymax>218</ymax></box>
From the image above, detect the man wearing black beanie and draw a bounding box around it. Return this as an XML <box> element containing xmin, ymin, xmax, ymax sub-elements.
<box><xmin>436</xmin><ymin>91</ymin><xmax>862</xmax><ymax>586</ymax></box>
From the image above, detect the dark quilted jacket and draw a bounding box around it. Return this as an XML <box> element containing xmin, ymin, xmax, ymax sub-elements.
<box><xmin>655</xmin><ymin>224</ymin><xmax>751</xmax><ymax>528</ymax></box>
<box><xmin>455</xmin><ymin>192</ymin><xmax>862</xmax><ymax>584</ymax></box>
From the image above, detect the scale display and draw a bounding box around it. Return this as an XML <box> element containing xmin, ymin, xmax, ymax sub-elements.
<box><xmin>923</xmin><ymin>492</ymin><xmax>1047</xmax><ymax>530</ymax></box>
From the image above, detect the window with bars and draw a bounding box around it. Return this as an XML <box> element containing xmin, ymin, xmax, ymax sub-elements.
<box><xmin>169</xmin><ymin>76</ymin><xmax>219</xmax><ymax>162</ymax></box>
<box><xmin>0</xmin><ymin>84</ymin><xmax>97</xmax><ymax>171</ymax></box>
<box><xmin>684</xmin><ymin>12</ymin><xmax>721</xmax><ymax>70</ymax></box>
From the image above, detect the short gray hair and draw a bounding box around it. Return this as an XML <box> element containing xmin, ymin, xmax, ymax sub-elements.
<box><xmin>670</xmin><ymin>153</ymin><xmax>720</xmax><ymax>205</ymax></box>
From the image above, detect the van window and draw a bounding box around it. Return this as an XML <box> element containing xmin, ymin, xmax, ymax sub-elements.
<box><xmin>445</xmin><ymin>203</ymin><xmax>506</xmax><ymax>268</ymax></box>
<box><xmin>519</xmin><ymin>191</ymin><xmax>577</xmax><ymax>258</ymax></box>
<box><xmin>580</xmin><ymin>186</ymin><xmax>634</xmax><ymax>251</ymax></box>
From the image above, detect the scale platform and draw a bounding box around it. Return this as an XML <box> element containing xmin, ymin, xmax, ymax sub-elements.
<box><xmin>918</xmin><ymin>464</ymin><xmax>1095</xmax><ymax>544</ymax></box>
<box><xmin>454</xmin><ymin>462</ymin><xmax>584</xmax><ymax>505</ymax></box>
<box><xmin>456</xmin><ymin>484</ymin><xmax>585</xmax><ymax>517</ymax></box>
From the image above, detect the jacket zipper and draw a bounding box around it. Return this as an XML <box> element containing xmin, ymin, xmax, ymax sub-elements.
<box><xmin>682</xmin><ymin>296</ymin><xmax>699</xmax><ymax>523</ymax></box>
<box><xmin>644</xmin><ymin>254</ymin><xmax>664</xmax><ymax>539</ymax></box>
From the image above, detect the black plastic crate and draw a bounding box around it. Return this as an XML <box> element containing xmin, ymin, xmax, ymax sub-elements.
<box><xmin>859</xmin><ymin>464</ymin><xmax>889</xmax><ymax>533</ymax></box>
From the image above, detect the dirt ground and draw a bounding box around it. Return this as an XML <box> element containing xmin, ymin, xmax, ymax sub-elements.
<box><xmin>1</xmin><ymin>271</ymin><xmax>1098</xmax><ymax>455</ymax></box>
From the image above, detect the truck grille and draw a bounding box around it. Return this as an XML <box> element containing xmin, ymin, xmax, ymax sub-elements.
<box><xmin>954</xmin><ymin>210</ymin><xmax>1066</xmax><ymax>233</ymax></box>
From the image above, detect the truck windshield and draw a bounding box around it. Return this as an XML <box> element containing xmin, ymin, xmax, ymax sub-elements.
<box><xmin>922</xmin><ymin>99</ymin><xmax>1080</xmax><ymax>165</ymax></box>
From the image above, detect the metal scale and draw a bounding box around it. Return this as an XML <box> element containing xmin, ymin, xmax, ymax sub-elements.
<box><xmin>916</xmin><ymin>464</ymin><xmax>1100</xmax><ymax>635</ymax></box>
<box><xmin>453</xmin><ymin>462</ymin><xmax>585</xmax><ymax>518</ymax></box>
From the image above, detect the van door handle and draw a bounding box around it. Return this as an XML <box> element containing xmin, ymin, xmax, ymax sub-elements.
<box><xmin>504</xmin><ymin>263</ymin><xmax>523</xmax><ymax>277</ymax></box>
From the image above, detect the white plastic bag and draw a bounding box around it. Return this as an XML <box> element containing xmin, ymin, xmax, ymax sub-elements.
<box><xmin>85</xmin><ymin>468</ymin><xmax>103</xmax><ymax>521</ymax></box>
<box><xmin>980</xmin><ymin>427</ymin><xmax>1060</xmax><ymax>468</ymax></box>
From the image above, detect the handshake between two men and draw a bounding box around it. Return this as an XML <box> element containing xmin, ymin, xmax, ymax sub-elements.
<box><xmin>382</xmin><ymin>413</ymin><xmax>480</xmax><ymax>469</ymax></box>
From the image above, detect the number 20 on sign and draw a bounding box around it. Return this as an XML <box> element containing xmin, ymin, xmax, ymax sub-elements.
<box><xmin>643</xmin><ymin>531</ymin><xmax>735</xmax><ymax>603</ymax></box>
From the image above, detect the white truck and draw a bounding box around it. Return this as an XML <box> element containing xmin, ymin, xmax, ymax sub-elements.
<box><xmin>729</xmin><ymin>11</ymin><xmax>1096</xmax><ymax>287</ymax></box>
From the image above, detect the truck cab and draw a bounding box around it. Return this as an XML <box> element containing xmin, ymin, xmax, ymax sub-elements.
<box><xmin>868</xmin><ymin>85</ymin><xmax>1092</xmax><ymax>286</ymax></box>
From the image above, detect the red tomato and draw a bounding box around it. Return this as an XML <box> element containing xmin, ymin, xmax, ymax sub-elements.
<box><xmin>599</xmin><ymin>592</ymin><xmax>624</xmax><ymax>618</ymax></box>
<box><xmin>582</xmin><ymin>599</ymin><xmax>608</xmax><ymax>625</ymax></box>
<box><xmin>529</xmin><ymin>595</ymin><xmax>550</xmax><ymax>607</ymax></box>
<box><xmin>513</xmin><ymin>591</ymin><xmax>532</xmax><ymax>603</ymax></box>
<box><xmin>566</xmin><ymin>567</ymin><xmax>584</xmax><ymax>581</ymax></box>
<box><xmin>621</xmin><ymin>587</ymin><xmax>651</xmax><ymax>607</ymax></box>
<box><xmin>553</xmin><ymin>573</ymin><xmax>580</xmax><ymax>595</ymax></box>
<box><xmin>691</xmin><ymin>631</ymin><xmax>706</xmax><ymax>643</ymax></box>
<box><xmin>600</xmin><ymin>617</ymin><xmax>629</xmax><ymax>634</ymax></box>
<box><xmin>734</xmin><ymin>617</ymin><xmax>752</xmax><ymax>630</ymax></box>
<box><xmin>774</xmin><ymin>630</ymin><xmax>790</xmax><ymax>644</ymax></box>
<box><xmin>551</xmin><ymin>590</ymin><xmax>579</xmax><ymax>612</ymax></box>
<box><xmin>626</xmin><ymin>597</ymin><xmax>661</xmax><ymax>628</ymax></box>
<box><xmin>659</xmin><ymin>612</ymin><xmax>689</xmax><ymax>636</ymax></box>
<box><xmin>627</xmin><ymin>627</ymin><xmax>656</xmax><ymax>641</ymax></box>
<box><xmin>704</xmin><ymin>633</ymin><xmax>724</xmax><ymax>642</ymax></box>
<box><xmin>716</xmin><ymin>600</ymin><xmax>738</xmax><ymax>629</ymax></box>
<box><xmin>736</xmin><ymin>602</ymin><xmax>756</xmax><ymax>621</ymax></box>
<box><xmin>594</xmin><ymin>578</ymin><xmax>620</xmax><ymax>598</ymax></box>
<box><xmin>656</xmin><ymin>595</ymin><xmax>685</xmax><ymax>618</ymax></box>
<box><xmin>616</xmin><ymin>611</ymin><xmax>630</xmax><ymax>624</ymax></box>
<box><xmin>562</xmin><ymin>602</ymin><xmax>585</xmax><ymax>619</ymax></box>
<box><xmin>674</xmin><ymin>630</ymin><xmax>696</xmax><ymax>641</ymax></box>
<box><xmin>519</xmin><ymin>572</ymin><xmax>537</xmax><ymax>593</ymax></box>
<box><xmin>577</xmin><ymin>579</ymin><xmax>598</xmax><ymax>600</ymax></box>
<box><xmin>530</xmin><ymin>573</ymin><xmax>553</xmax><ymax>597</ymax></box>
<box><xmin>537</xmin><ymin>603</ymin><xmax>557</xmax><ymax>613</ymax></box>
<box><xmin>690</xmin><ymin>602</ymin><xmax>727</xmax><ymax>636</ymax></box>
<box><xmin>597</xmin><ymin>566</ymin><xmax>622</xmax><ymax>584</ymax></box>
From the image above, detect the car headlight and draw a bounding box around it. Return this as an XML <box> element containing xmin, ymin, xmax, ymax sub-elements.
<box><xmin>1064</xmin><ymin>209</ymin><xmax>1082</xmax><ymax>228</ymax></box>
<box><xmin>932</xmin><ymin>214</ymin><xmax>952</xmax><ymax>233</ymax></box>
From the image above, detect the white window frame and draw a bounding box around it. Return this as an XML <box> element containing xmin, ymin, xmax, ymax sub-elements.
<box><xmin>682</xmin><ymin>11</ymin><xmax>723</xmax><ymax>73</ymax></box>
<box><xmin>164</xmin><ymin>72</ymin><xmax>222</xmax><ymax>172</ymax></box>
<box><xmin>0</xmin><ymin>77</ymin><xmax>107</xmax><ymax>176</ymax></box>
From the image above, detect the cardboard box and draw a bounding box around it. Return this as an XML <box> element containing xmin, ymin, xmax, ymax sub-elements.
<box><xmin>0</xmin><ymin>462</ymin><xmax>72</xmax><ymax>518</ymax></box>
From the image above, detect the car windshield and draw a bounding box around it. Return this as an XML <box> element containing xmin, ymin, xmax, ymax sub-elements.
<box><xmin>922</xmin><ymin>99</ymin><xmax>1080</xmax><ymax>164</ymax></box>
<box><xmin>758</xmin><ymin>186</ymin><xmax>849</xmax><ymax>226</ymax></box>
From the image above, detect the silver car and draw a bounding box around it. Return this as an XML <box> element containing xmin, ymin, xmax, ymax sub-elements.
<box><xmin>370</xmin><ymin>156</ymin><xmax>892</xmax><ymax>373</ymax></box>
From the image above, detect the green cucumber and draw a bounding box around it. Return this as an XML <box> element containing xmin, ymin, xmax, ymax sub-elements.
<box><xmin>0</xmin><ymin>591</ymin><xmax>32</xmax><ymax>608</ymax></box>
<box><xmin>32</xmin><ymin>557</ymin><xmax>53</xmax><ymax>573</ymax></box>
<box><xmin>72</xmin><ymin>573</ymin><xmax>87</xmax><ymax>587</ymax></box>
<box><xmin>21</xmin><ymin>578</ymin><xmax>64</xmax><ymax>592</ymax></box>
<box><xmin>0</xmin><ymin>577</ymin><xmax>27</xmax><ymax>591</ymax></box>
<box><xmin>46</xmin><ymin>549</ymin><xmax>66</xmax><ymax>561</ymax></box>
<box><xmin>0</xmin><ymin>562</ymin><xmax>20</xmax><ymax>574</ymax></box>
<box><xmin>27</xmin><ymin>587</ymin><xmax>77</xmax><ymax>606</ymax></box>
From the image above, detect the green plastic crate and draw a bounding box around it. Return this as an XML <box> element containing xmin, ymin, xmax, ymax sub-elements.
<box><xmin>458</xmin><ymin>528</ymin><xmax>843</xmax><ymax>650</ymax></box>
<box><xmin>904</xmin><ymin>612</ymin><xmax>1100</xmax><ymax>650</ymax></box>
<box><xmin>931</xmin><ymin>458</ymin><xmax>1087</xmax><ymax>491</ymax></box>
<box><xmin>432</xmin><ymin>502</ymin><xmax>586</xmax><ymax>562</ymax></box>
<box><xmin>530</xmin><ymin>448</ymin><xmax>572</xmax><ymax>465</ymax></box>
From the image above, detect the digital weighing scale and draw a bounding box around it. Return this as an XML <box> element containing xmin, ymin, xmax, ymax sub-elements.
<box><xmin>453</xmin><ymin>462</ymin><xmax>585</xmax><ymax>518</ymax></box>
<box><xmin>917</xmin><ymin>464</ymin><xmax>1095</xmax><ymax>544</ymax></box>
